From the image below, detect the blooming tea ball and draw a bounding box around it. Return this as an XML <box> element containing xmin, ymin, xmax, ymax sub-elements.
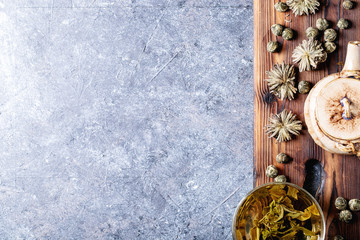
<box><xmin>282</xmin><ymin>28</ymin><xmax>294</xmax><ymax>40</ymax></box>
<box><xmin>349</xmin><ymin>199</ymin><xmax>360</xmax><ymax>211</ymax></box>
<box><xmin>343</xmin><ymin>0</ymin><xmax>354</xmax><ymax>10</ymax></box>
<box><xmin>325</xmin><ymin>42</ymin><xmax>336</xmax><ymax>53</ymax></box>
<box><xmin>306</xmin><ymin>27</ymin><xmax>320</xmax><ymax>39</ymax></box>
<box><xmin>337</xmin><ymin>18</ymin><xmax>350</xmax><ymax>29</ymax></box>
<box><xmin>339</xmin><ymin>210</ymin><xmax>352</xmax><ymax>223</ymax></box>
<box><xmin>324</xmin><ymin>29</ymin><xmax>337</xmax><ymax>42</ymax></box>
<box><xmin>266</xmin><ymin>165</ymin><xmax>278</xmax><ymax>178</ymax></box>
<box><xmin>298</xmin><ymin>81</ymin><xmax>311</xmax><ymax>94</ymax></box>
<box><xmin>335</xmin><ymin>197</ymin><xmax>347</xmax><ymax>210</ymax></box>
<box><xmin>276</xmin><ymin>153</ymin><xmax>291</xmax><ymax>163</ymax></box>
<box><xmin>274</xmin><ymin>175</ymin><xmax>287</xmax><ymax>183</ymax></box>
<box><xmin>274</xmin><ymin>2</ymin><xmax>289</xmax><ymax>12</ymax></box>
<box><xmin>316</xmin><ymin>18</ymin><xmax>329</xmax><ymax>31</ymax></box>
<box><xmin>267</xmin><ymin>41</ymin><xmax>280</xmax><ymax>53</ymax></box>
<box><xmin>334</xmin><ymin>236</ymin><xmax>344</xmax><ymax>240</ymax></box>
<box><xmin>271</xmin><ymin>24</ymin><xmax>284</xmax><ymax>36</ymax></box>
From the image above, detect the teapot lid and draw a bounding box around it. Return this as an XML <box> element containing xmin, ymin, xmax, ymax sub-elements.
<box><xmin>315</xmin><ymin>77</ymin><xmax>360</xmax><ymax>141</ymax></box>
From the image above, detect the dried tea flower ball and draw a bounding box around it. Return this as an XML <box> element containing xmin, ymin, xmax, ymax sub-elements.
<box><xmin>276</xmin><ymin>153</ymin><xmax>291</xmax><ymax>163</ymax></box>
<box><xmin>266</xmin><ymin>110</ymin><xmax>302</xmax><ymax>142</ymax></box>
<box><xmin>298</xmin><ymin>80</ymin><xmax>311</xmax><ymax>94</ymax></box>
<box><xmin>317</xmin><ymin>50</ymin><xmax>328</xmax><ymax>63</ymax></box>
<box><xmin>267</xmin><ymin>41</ymin><xmax>280</xmax><ymax>53</ymax></box>
<box><xmin>339</xmin><ymin>210</ymin><xmax>352</xmax><ymax>223</ymax></box>
<box><xmin>337</xmin><ymin>18</ymin><xmax>350</xmax><ymax>29</ymax></box>
<box><xmin>265</xmin><ymin>62</ymin><xmax>297</xmax><ymax>100</ymax></box>
<box><xmin>286</xmin><ymin>0</ymin><xmax>320</xmax><ymax>16</ymax></box>
<box><xmin>266</xmin><ymin>165</ymin><xmax>278</xmax><ymax>178</ymax></box>
<box><xmin>292</xmin><ymin>39</ymin><xmax>327</xmax><ymax>72</ymax></box>
<box><xmin>325</xmin><ymin>42</ymin><xmax>337</xmax><ymax>53</ymax></box>
<box><xmin>324</xmin><ymin>29</ymin><xmax>337</xmax><ymax>42</ymax></box>
<box><xmin>282</xmin><ymin>28</ymin><xmax>294</xmax><ymax>40</ymax></box>
<box><xmin>306</xmin><ymin>27</ymin><xmax>320</xmax><ymax>39</ymax></box>
<box><xmin>274</xmin><ymin>175</ymin><xmax>287</xmax><ymax>183</ymax></box>
<box><xmin>335</xmin><ymin>197</ymin><xmax>347</xmax><ymax>210</ymax></box>
<box><xmin>334</xmin><ymin>236</ymin><xmax>345</xmax><ymax>240</ymax></box>
<box><xmin>316</xmin><ymin>18</ymin><xmax>330</xmax><ymax>31</ymax></box>
<box><xmin>349</xmin><ymin>199</ymin><xmax>360</xmax><ymax>211</ymax></box>
<box><xmin>274</xmin><ymin>2</ymin><xmax>289</xmax><ymax>12</ymax></box>
<box><xmin>271</xmin><ymin>24</ymin><xmax>284</xmax><ymax>36</ymax></box>
<box><xmin>343</xmin><ymin>0</ymin><xmax>354</xmax><ymax>10</ymax></box>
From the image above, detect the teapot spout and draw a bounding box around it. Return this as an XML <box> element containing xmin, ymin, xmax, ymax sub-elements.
<box><xmin>342</xmin><ymin>41</ymin><xmax>360</xmax><ymax>72</ymax></box>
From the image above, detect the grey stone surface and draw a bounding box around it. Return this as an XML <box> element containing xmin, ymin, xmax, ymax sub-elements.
<box><xmin>0</xmin><ymin>0</ymin><xmax>253</xmax><ymax>239</ymax></box>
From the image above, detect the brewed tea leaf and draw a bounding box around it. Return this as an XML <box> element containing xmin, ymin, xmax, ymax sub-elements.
<box><xmin>287</xmin><ymin>210</ymin><xmax>312</xmax><ymax>221</ymax></box>
<box><xmin>279</xmin><ymin>196</ymin><xmax>294</xmax><ymax>209</ymax></box>
<box><xmin>249</xmin><ymin>185</ymin><xmax>321</xmax><ymax>240</ymax></box>
<box><xmin>269</xmin><ymin>185</ymin><xmax>287</xmax><ymax>200</ymax></box>
<box><xmin>287</xmin><ymin>187</ymin><xmax>299</xmax><ymax>200</ymax></box>
<box><xmin>306</xmin><ymin>203</ymin><xmax>320</xmax><ymax>216</ymax></box>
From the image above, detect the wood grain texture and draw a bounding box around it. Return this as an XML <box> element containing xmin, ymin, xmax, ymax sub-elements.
<box><xmin>253</xmin><ymin>0</ymin><xmax>360</xmax><ymax>238</ymax></box>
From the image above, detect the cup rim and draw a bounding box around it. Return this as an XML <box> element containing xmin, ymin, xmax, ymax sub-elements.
<box><xmin>231</xmin><ymin>182</ymin><xmax>326</xmax><ymax>240</ymax></box>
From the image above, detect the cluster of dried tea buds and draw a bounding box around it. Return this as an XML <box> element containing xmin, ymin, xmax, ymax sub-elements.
<box><xmin>265</xmin><ymin>165</ymin><xmax>287</xmax><ymax>183</ymax></box>
<box><xmin>265</xmin><ymin>153</ymin><xmax>292</xmax><ymax>182</ymax></box>
<box><xmin>264</xmin><ymin>1</ymin><xmax>355</xmax><ymax>147</ymax></box>
<box><xmin>267</xmin><ymin>24</ymin><xmax>295</xmax><ymax>53</ymax></box>
<box><xmin>292</xmin><ymin>17</ymin><xmax>341</xmax><ymax>72</ymax></box>
<box><xmin>292</xmin><ymin>13</ymin><xmax>353</xmax><ymax>71</ymax></box>
<box><xmin>334</xmin><ymin>196</ymin><xmax>360</xmax><ymax>224</ymax></box>
<box><xmin>307</xmin><ymin>15</ymin><xmax>351</xmax><ymax>56</ymax></box>
<box><xmin>275</xmin><ymin>153</ymin><xmax>291</xmax><ymax>182</ymax></box>
<box><xmin>272</xmin><ymin>1</ymin><xmax>354</xmax><ymax>70</ymax></box>
<box><xmin>268</xmin><ymin>1</ymin><xmax>307</xmax><ymax>54</ymax></box>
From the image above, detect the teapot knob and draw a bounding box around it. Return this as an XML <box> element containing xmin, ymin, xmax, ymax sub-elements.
<box><xmin>340</xmin><ymin>97</ymin><xmax>353</xmax><ymax>120</ymax></box>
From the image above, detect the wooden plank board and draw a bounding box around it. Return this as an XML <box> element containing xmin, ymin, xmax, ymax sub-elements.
<box><xmin>253</xmin><ymin>0</ymin><xmax>360</xmax><ymax>238</ymax></box>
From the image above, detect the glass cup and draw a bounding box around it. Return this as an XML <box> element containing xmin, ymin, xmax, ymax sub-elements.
<box><xmin>232</xmin><ymin>182</ymin><xmax>326</xmax><ymax>240</ymax></box>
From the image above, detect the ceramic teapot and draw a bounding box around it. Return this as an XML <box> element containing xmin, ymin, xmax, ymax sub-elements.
<box><xmin>304</xmin><ymin>41</ymin><xmax>360</xmax><ymax>157</ymax></box>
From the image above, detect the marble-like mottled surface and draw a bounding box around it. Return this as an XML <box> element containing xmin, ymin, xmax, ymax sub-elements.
<box><xmin>0</xmin><ymin>0</ymin><xmax>253</xmax><ymax>239</ymax></box>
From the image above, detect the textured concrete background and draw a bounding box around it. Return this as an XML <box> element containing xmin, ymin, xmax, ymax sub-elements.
<box><xmin>0</xmin><ymin>0</ymin><xmax>253</xmax><ymax>239</ymax></box>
